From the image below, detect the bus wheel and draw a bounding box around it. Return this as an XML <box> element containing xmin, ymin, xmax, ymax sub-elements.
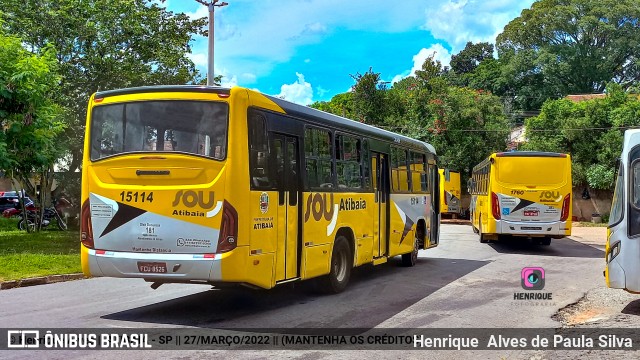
<box><xmin>317</xmin><ymin>236</ymin><xmax>352</xmax><ymax>294</ymax></box>
<box><xmin>402</xmin><ymin>237</ymin><xmax>419</xmax><ymax>267</ymax></box>
<box><xmin>479</xmin><ymin>217</ymin><xmax>488</xmax><ymax>243</ymax></box>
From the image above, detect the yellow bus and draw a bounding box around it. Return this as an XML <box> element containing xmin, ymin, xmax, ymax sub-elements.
<box><xmin>469</xmin><ymin>151</ymin><xmax>572</xmax><ymax>245</ymax></box>
<box><xmin>605</xmin><ymin>129</ymin><xmax>640</xmax><ymax>293</ymax></box>
<box><xmin>80</xmin><ymin>85</ymin><xmax>440</xmax><ymax>293</ymax></box>
<box><xmin>439</xmin><ymin>169</ymin><xmax>461</xmax><ymax>216</ymax></box>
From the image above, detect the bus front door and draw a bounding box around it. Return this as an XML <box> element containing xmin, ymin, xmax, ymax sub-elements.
<box><xmin>372</xmin><ymin>152</ymin><xmax>389</xmax><ymax>258</ymax></box>
<box><xmin>272</xmin><ymin>134</ymin><xmax>301</xmax><ymax>281</ymax></box>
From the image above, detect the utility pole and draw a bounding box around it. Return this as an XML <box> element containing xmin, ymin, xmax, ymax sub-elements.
<box><xmin>195</xmin><ymin>0</ymin><xmax>229</xmax><ymax>86</ymax></box>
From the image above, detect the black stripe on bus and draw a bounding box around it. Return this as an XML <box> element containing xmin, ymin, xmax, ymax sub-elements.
<box><xmin>95</xmin><ymin>85</ymin><xmax>231</xmax><ymax>99</ymax></box>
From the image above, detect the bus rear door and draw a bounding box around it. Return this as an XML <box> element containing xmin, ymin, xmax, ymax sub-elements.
<box><xmin>272</xmin><ymin>133</ymin><xmax>301</xmax><ymax>281</ymax></box>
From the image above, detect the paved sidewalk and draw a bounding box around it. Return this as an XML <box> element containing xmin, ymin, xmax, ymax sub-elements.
<box><xmin>570</xmin><ymin>225</ymin><xmax>607</xmax><ymax>247</ymax></box>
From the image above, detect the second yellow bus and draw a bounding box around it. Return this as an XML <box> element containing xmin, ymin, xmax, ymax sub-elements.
<box><xmin>469</xmin><ymin>151</ymin><xmax>572</xmax><ymax>245</ymax></box>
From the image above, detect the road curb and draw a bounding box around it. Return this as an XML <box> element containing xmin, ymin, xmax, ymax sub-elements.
<box><xmin>0</xmin><ymin>273</ymin><xmax>85</xmax><ymax>290</ymax></box>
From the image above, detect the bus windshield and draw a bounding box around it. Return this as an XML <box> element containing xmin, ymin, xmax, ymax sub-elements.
<box><xmin>496</xmin><ymin>156</ymin><xmax>568</xmax><ymax>186</ymax></box>
<box><xmin>90</xmin><ymin>100</ymin><xmax>228</xmax><ymax>161</ymax></box>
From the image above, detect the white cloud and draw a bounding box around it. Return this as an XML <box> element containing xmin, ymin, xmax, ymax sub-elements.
<box><xmin>187</xmin><ymin>52</ymin><xmax>208</xmax><ymax>67</ymax></box>
<box><xmin>221</xmin><ymin>75</ymin><xmax>238</xmax><ymax>88</ymax></box>
<box><xmin>241</xmin><ymin>72</ymin><xmax>257</xmax><ymax>83</ymax></box>
<box><xmin>391</xmin><ymin>43</ymin><xmax>452</xmax><ymax>84</ymax></box>
<box><xmin>276</xmin><ymin>73</ymin><xmax>314</xmax><ymax>105</ymax></box>
<box><xmin>304</xmin><ymin>59</ymin><xmax>311</xmax><ymax>63</ymax></box>
<box><xmin>184</xmin><ymin>4</ymin><xmax>208</xmax><ymax>21</ymax></box>
<box><xmin>204</xmin><ymin>0</ymin><xmax>429</xmax><ymax>71</ymax></box>
<box><xmin>303</xmin><ymin>22</ymin><xmax>327</xmax><ymax>35</ymax></box>
<box><xmin>423</xmin><ymin>0</ymin><xmax>536</xmax><ymax>52</ymax></box>
<box><xmin>316</xmin><ymin>86</ymin><xmax>329</xmax><ymax>98</ymax></box>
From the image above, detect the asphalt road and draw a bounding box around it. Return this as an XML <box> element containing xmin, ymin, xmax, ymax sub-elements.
<box><xmin>1</xmin><ymin>223</ymin><xmax>637</xmax><ymax>359</ymax></box>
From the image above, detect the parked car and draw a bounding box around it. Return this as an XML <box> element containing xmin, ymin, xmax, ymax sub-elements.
<box><xmin>0</xmin><ymin>191</ymin><xmax>34</xmax><ymax>213</ymax></box>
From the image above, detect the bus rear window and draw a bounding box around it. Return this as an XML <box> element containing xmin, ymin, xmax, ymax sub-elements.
<box><xmin>90</xmin><ymin>100</ymin><xmax>228</xmax><ymax>161</ymax></box>
<box><xmin>496</xmin><ymin>157</ymin><xmax>567</xmax><ymax>185</ymax></box>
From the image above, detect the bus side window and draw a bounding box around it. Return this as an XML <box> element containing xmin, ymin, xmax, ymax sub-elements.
<box><xmin>305</xmin><ymin>127</ymin><xmax>333</xmax><ymax>189</ymax></box>
<box><xmin>248</xmin><ymin>112</ymin><xmax>272</xmax><ymax>189</ymax></box>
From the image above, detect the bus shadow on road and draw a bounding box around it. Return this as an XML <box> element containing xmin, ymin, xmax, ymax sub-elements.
<box><xmin>487</xmin><ymin>236</ymin><xmax>604</xmax><ymax>258</ymax></box>
<box><xmin>102</xmin><ymin>256</ymin><xmax>488</xmax><ymax>329</ymax></box>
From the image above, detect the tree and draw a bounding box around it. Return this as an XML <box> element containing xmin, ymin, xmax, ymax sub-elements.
<box><xmin>418</xmin><ymin>88</ymin><xmax>510</xmax><ymax>185</ymax></box>
<box><xmin>0</xmin><ymin>29</ymin><xmax>65</xmax><ymax>230</ymax></box>
<box><xmin>2</xmin><ymin>0</ymin><xmax>208</xmax><ymax>172</ymax></box>
<box><xmin>450</xmin><ymin>42</ymin><xmax>494</xmax><ymax>75</ymax></box>
<box><xmin>350</xmin><ymin>68</ymin><xmax>386</xmax><ymax>125</ymax></box>
<box><xmin>497</xmin><ymin>0</ymin><xmax>640</xmax><ymax>105</ymax></box>
<box><xmin>310</xmin><ymin>92</ymin><xmax>354</xmax><ymax>118</ymax></box>
<box><xmin>523</xmin><ymin>83</ymin><xmax>640</xmax><ymax>189</ymax></box>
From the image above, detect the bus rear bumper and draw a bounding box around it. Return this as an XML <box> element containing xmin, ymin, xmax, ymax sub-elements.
<box><xmin>497</xmin><ymin>220</ymin><xmax>569</xmax><ymax>237</ymax></box>
<box><xmin>84</xmin><ymin>248</ymin><xmax>221</xmax><ymax>282</ymax></box>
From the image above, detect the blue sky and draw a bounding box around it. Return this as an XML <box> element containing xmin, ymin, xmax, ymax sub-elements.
<box><xmin>164</xmin><ymin>0</ymin><xmax>536</xmax><ymax>105</ymax></box>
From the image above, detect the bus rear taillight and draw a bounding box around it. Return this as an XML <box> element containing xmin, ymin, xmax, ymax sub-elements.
<box><xmin>80</xmin><ymin>200</ymin><xmax>94</xmax><ymax>249</ymax></box>
<box><xmin>217</xmin><ymin>200</ymin><xmax>238</xmax><ymax>253</ymax></box>
<box><xmin>560</xmin><ymin>194</ymin><xmax>571</xmax><ymax>221</ymax></box>
<box><xmin>491</xmin><ymin>192</ymin><xmax>501</xmax><ymax>220</ymax></box>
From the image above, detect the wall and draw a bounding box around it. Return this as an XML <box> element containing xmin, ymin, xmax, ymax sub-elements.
<box><xmin>571</xmin><ymin>187</ymin><xmax>613</xmax><ymax>221</ymax></box>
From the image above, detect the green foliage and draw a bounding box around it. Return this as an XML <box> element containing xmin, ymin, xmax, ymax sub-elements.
<box><xmin>586</xmin><ymin>164</ymin><xmax>615</xmax><ymax>190</ymax></box>
<box><xmin>523</xmin><ymin>85</ymin><xmax>640</xmax><ymax>189</ymax></box>
<box><xmin>496</xmin><ymin>0</ymin><xmax>640</xmax><ymax>111</ymax></box>
<box><xmin>0</xmin><ymin>29</ymin><xmax>65</xmax><ymax>202</ymax></box>
<box><xmin>350</xmin><ymin>68</ymin><xmax>386</xmax><ymax>125</ymax></box>
<box><xmin>450</xmin><ymin>42</ymin><xmax>494</xmax><ymax>75</ymax></box>
<box><xmin>2</xmin><ymin>0</ymin><xmax>208</xmax><ymax>172</ymax></box>
<box><xmin>421</xmin><ymin>88</ymin><xmax>509</xmax><ymax>184</ymax></box>
<box><xmin>310</xmin><ymin>92</ymin><xmax>354</xmax><ymax>118</ymax></box>
<box><xmin>317</xmin><ymin>60</ymin><xmax>509</xmax><ymax>190</ymax></box>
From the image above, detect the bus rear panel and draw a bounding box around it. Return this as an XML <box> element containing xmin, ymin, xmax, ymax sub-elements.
<box><xmin>471</xmin><ymin>152</ymin><xmax>572</xmax><ymax>242</ymax></box>
<box><xmin>81</xmin><ymin>89</ymin><xmax>241</xmax><ymax>285</ymax></box>
<box><xmin>491</xmin><ymin>152</ymin><xmax>572</xmax><ymax>238</ymax></box>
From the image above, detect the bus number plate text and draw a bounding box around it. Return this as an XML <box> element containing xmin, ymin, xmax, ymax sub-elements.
<box><xmin>120</xmin><ymin>191</ymin><xmax>154</xmax><ymax>203</ymax></box>
<box><xmin>137</xmin><ymin>262</ymin><xmax>167</xmax><ymax>274</ymax></box>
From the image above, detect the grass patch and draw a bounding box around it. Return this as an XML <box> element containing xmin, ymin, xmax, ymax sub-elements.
<box><xmin>0</xmin><ymin>218</ymin><xmax>80</xmax><ymax>281</ymax></box>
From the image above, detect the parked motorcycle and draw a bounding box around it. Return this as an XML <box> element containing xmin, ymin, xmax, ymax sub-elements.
<box><xmin>9</xmin><ymin>197</ymin><xmax>71</xmax><ymax>231</ymax></box>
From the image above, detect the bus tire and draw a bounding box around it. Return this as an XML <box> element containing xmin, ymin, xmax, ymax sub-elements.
<box><xmin>541</xmin><ymin>237</ymin><xmax>551</xmax><ymax>246</ymax></box>
<box><xmin>317</xmin><ymin>236</ymin><xmax>352</xmax><ymax>294</ymax></box>
<box><xmin>402</xmin><ymin>236</ymin><xmax>419</xmax><ymax>267</ymax></box>
<box><xmin>479</xmin><ymin>217</ymin><xmax>489</xmax><ymax>243</ymax></box>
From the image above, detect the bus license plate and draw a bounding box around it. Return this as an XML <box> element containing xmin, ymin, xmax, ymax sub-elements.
<box><xmin>521</xmin><ymin>226</ymin><xmax>542</xmax><ymax>230</ymax></box>
<box><xmin>137</xmin><ymin>262</ymin><xmax>167</xmax><ymax>274</ymax></box>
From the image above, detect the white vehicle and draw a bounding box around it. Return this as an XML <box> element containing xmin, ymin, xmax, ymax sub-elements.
<box><xmin>605</xmin><ymin>129</ymin><xmax>640</xmax><ymax>294</ymax></box>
